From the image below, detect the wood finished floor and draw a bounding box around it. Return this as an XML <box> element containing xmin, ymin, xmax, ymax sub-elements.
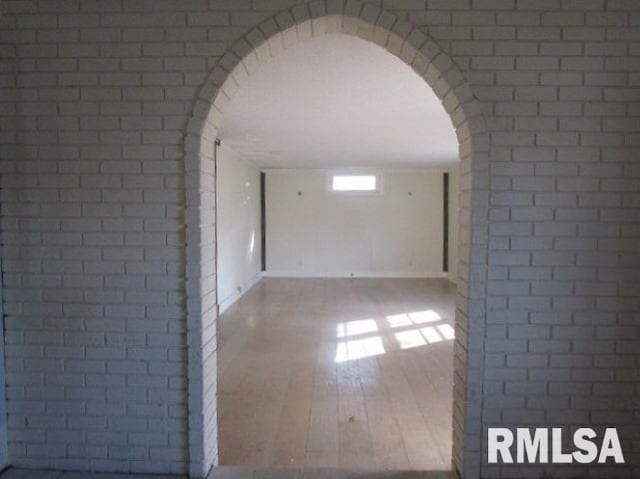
<box><xmin>217</xmin><ymin>278</ymin><xmax>455</xmax><ymax>471</ymax></box>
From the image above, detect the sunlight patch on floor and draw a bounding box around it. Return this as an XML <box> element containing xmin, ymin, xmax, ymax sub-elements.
<box><xmin>337</xmin><ymin>318</ymin><xmax>378</xmax><ymax>338</ymax></box>
<box><xmin>335</xmin><ymin>336</ymin><xmax>385</xmax><ymax>362</ymax></box>
<box><xmin>335</xmin><ymin>310</ymin><xmax>453</xmax><ymax>361</ymax></box>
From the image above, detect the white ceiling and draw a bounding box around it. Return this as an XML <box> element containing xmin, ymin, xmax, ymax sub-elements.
<box><xmin>218</xmin><ymin>34</ymin><xmax>458</xmax><ymax>169</ymax></box>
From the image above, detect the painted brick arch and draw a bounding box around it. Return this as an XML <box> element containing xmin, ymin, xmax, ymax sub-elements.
<box><xmin>183</xmin><ymin>2</ymin><xmax>490</xmax><ymax>477</ymax></box>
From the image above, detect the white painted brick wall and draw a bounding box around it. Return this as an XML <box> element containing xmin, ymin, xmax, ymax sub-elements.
<box><xmin>1</xmin><ymin>0</ymin><xmax>639</xmax><ymax>478</ymax></box>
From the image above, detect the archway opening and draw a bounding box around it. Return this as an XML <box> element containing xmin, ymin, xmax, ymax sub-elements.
<box><xmin>184</xmin><ymin>9</ymin><xmax>488</xmax><ymax>479</ymax></box>
<box><xmin>215</xmin><ymin>32</ymin><xmax>458</xmax><ymax>472</ymax></box>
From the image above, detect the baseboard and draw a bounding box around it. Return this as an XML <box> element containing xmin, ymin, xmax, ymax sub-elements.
<box><xmin>262</xmin><ymin>271</ymin><xmax>448</xmax><ymax>279</ymax></box>
<box><xmin>218</xmin><ymin>273</ymin><xmax>263</xmax><ymax>314</ymax></box>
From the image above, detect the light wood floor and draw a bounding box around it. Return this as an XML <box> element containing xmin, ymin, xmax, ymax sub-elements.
<box><xmin>217</xmin><ymin>278</ymin><xmax>455</xmax><ymax>471</ymax></box>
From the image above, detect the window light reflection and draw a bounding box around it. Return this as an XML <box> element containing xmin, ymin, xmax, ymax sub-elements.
<box><xmin>420</xmin><ymin>326</ymin><xmax>442</xmax><ymax>343</ymax></box>
<box><xmin>437</xmin><ymin>323</ymin><xmax>455</xmax><ymax>340</ymax></box>
<box><xmin>335</xmin><ymin>310</ymin><xmax>454</xmax><ymax>362</ymax></box>
<box><xmin>335</xmin><ymin>336</ymin><xmax>385</xmax><ymax>363</ymax></box>
<box><xmin>386</xmin><ymin>313</ymin><xmax>412</xmax><ymax>328</ymax></box>
<box><xmin>395</xmin><ymin>330</ymin><xmax>427</xmax><ymax>350</ymax></box>
<box><xmin>336</xmin><ymin>319</ymin><xmax>378</xmax><ymax>338</ymax></box>
<box><xmin>408</xmin><ymin>310</ymin><xmax>441</xmax><ymax>324</ymax></box>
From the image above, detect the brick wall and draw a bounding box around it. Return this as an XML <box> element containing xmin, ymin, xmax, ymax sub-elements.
<box><xmin>1</xmin><ymin>0</ymin><xmax>639</xmax><ymax>478</ymax></box>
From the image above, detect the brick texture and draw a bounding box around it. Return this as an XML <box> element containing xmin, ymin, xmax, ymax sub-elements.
<box><xmin>0</xmin><ymin>0</ymin><xmax>639</xmax><ymax>478</ymax></box>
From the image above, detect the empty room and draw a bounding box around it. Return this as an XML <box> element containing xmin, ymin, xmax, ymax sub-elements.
<box><xmin>0</xmin><ymin>1</ymin><xmax>639</xmax><ymax>479</ymax></box>
<box><xmin>214</xmin><ymin>33</ymin><xmax>460</xmax><ymax>472</ymax></box>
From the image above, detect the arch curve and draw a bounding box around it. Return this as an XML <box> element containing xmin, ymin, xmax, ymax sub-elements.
<box><xmin>183</xmin><ymin>3</ymin><xmax>489</xmax><ymax>478</ymax></box>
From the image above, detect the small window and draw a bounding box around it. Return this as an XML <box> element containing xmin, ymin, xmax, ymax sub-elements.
<box><xmin>331</xmin><ymin>174</ymin><xmax>377</xmax><ymax>192</ymax></box>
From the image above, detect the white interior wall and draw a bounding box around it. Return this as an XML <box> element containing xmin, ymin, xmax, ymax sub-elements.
<box><xmin>215</xmin><ymin>144</ymin><xmax>262</xmax><ymax>313</ymax></box>
<box><xmin>265</xmin><ymin>170</ymin><xmax>448</xmax><ymax>277</ymax></box>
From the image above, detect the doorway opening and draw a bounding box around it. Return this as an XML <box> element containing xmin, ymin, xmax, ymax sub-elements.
<box><xmin>183</xmin><ymin>7</ymin><xmax>488</xmax><ymax>479</ymax></box>
<box><xmin>214</xmin><ymin>32</ymin><xmax>459</xmax><ymax>472</ymax></box>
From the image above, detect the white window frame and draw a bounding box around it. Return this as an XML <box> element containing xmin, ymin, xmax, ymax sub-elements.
<box><xmin>326</xmin><ymin>171</ymin><xmax>383</xmax><ymax>195</ymax></box>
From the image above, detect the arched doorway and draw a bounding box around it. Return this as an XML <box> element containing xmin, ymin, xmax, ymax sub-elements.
<box><xmin>183</xmin><ymin>4</ymin><xmax>489</xmax><ymax>478</ymax></box>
